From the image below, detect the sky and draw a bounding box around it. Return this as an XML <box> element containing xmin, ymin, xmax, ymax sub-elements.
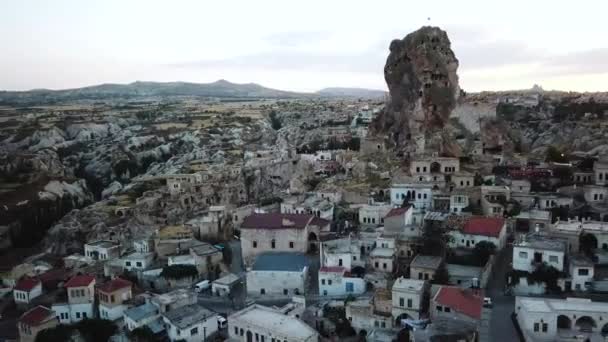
<box><xmin>1</xmin><ymin>0</ymin><xmax>608</xmax><ymax>93</ymax></box>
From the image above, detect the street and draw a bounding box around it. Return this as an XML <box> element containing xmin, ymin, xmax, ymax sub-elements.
<box><xmin>486</xmin><ymin>245</ymin><xmax>519</xmax><ymax>342</ymax></box>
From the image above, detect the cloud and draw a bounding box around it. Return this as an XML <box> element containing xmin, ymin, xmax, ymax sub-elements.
<box><xmin>170</xmin><ymin>47</ymin><xmax>387</xmax><ymax>74</ymax></box>
<box><xmin>263</xmin><ymin>30</ymin><xmax>331</xmax><ymax>47</ymax></box>
<box><xmin>540</xmin><ymin>48</ymin><xmax>608</xmax><ymax>76</ymax></box>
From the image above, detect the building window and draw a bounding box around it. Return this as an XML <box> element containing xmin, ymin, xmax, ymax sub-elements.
<box><xmin>125</xmin><ymin>261</ymin><xmax>131</xmax><ymax>267</ymax></box>
<box><xmin>399</xmin><ymin>298</ymin><xmax>404</xmax><ymax>307</ymax></box>
<box><xmin>76</xmin><ymin>312</ymin><xmax>81</xmax><ymax>319</ymax></box>
<box><xmin>542</xmin><ymin>323</ymin><xmax>548</xmax><ymax>332</ymax></box>
<box><xmin>271</xmin><ymin>239</ymin><xmax>276</xmax><ymax>249</ymax></box>
<box><xmin>289</xmin><ymin>241</ymin><xmax>294</xmax><ymax>248</ymax></box>
<box><xmin>253</xmin><ymin>241</ymin><xmax>257</xmax><ymax>248</ymax></box>
<box><xmin>283</xmin><ymin>289</ymin><xmax>288</xmax><ymax>295</ymax></box>
<box><xmin>234</xmin><ymin>327</ymin><xmax>239</xmax><ymax>335</ymax></box>
<box><xmin>444</xmin><ymin>307</ymin><xmax>451</xmax><ymax>313</ymax></box>
<box><xmin>519</xmin><ymin>251</ymin><xmax>528</xmax><ymax>258</ymax></box>
<box><xmin>328</xmin><ymin>280</ymin><xmax>332</xmax><ymax>285</ymax></box>
<box><xmin>383</xmin><ymin>263</ymin><xmax>387</xmax><ymax>269</ymax></box>
<box><xmin>321</xmin><ymin>279</ymin><xmax>326</xmax><ymax>285</ymax></box>
<box><xmin>375</xmin><ymin>262</ymin><xmax>379</xmax><ymax>268</ymax></box>
<box><xmin>548</xmin><ymin>255</ymin><xmax>558</xmax><ymax>263</ymax></box>
<box><xmin>381</xmin><ymin>321</ymin><xmax>386</xmax><ymax>328</ymax></box>
<box><xmin>436</xmin><ymin>306</ymin><xmax>443</xmax><ymax>312</ymax></box>
<box><xmin>190</xmin><ymin>327</ymin><xmax>198</xmax><ymax>335</ymax></box>
<box><xmin>374</xmin><ymin>321</ymin><xmax>379</xmax><ymax>327</ymax></box>
<box><xmin>534</xmin><ymin>323</ymin><xmax>539</xmax><ymax>332</ymax></box>
<box><xmin>578</xmin><ymin>268</ymin><xmax>589</xmax><ymax>276</ymax></box>
<box><xmin>408</xmin><ymin>298</ymin><xmax>413</xmax><ymax>308</ymax></box>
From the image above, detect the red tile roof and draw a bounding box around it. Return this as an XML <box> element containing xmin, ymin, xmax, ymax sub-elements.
<box><xmin>98</xmin><ymin>278</ymin><xmax>132</xmax><ymax>293</ymax></box>
<box><xmin>462</xmin><ymin>216</ymin><xmax>505</xmax><ymax>238</ymax></box>
<box><xmin>14</xmin><ymin>277</ymin><xmax>41</xmax><ymax>292</ymax></box>
<box><xmin>241</xmin><ymin>213</ymin><xmax>314</xmax><ymax>230</ymax></box>
<box><xmin>319</xmin><ymin>266</ymin><xmax>346</xmax><ymax>274</ymax></box>
<box><xmin>434</xmin><ymin>286</ymin><xmax>483</xmax><ymax>320</ymax></box>
<box><xmin>385</xmin><ymin>206</ymin><xmax>411</xmax><ymax>218</ymax></box>
<box><xmin>65</xmin><ymin>274</ymin><xmax>95</xmax><ymax>288</ymax></box>
<box><xmin>19</xmin><ymin>306</ymin><xmax>55</xmax><ymax>326</ymax></box>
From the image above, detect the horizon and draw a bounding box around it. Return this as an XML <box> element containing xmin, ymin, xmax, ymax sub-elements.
<box><xmin>2</xmin><ymin>1</ymin><xmax>608</xmax><ymax>93</ymax></box>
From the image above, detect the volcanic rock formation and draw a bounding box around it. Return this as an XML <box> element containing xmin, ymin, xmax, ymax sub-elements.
<box><xmin>371</xmin><ymin>26</ymin><xmax>461</xmax><ymax>156</ymax></box>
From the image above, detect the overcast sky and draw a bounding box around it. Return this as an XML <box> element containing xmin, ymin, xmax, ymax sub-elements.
<box><xmin>2</xmin><ymin>0</ymin><xmax>607</xmax><ymax>92</ymax></box>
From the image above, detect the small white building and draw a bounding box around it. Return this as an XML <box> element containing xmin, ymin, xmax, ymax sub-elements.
<box><xmin>228</xmin><ymin>304</ymin><xmax>319</xmax><ymax>342</ymax></box>
<box><xmin>247</xmin><ymin>253</ymin><xmax>308</xmax><ymax>296</ymax></box>
<box><xmin>564</xmin><ymin>255</ymin><xmax>594</xmax><ymax>292</ymax></box>
<box><xmin>122</xmin><ymin>252</ymin><xmax>154</xmax><ymax>272</ymax></box>
<box><xmin>318</xmin><ymin>267</ymin><xmax>365</xmax><ymax>296</ymax></box>
<box><xmin>593</xmin><ymin>159</ymin><xmax>608</xmax><ymax>186</ymax></box>
<box><xmin>124</xmin><ymin>302</ymin><xmax>161</xmax><ymax>332</ymax></box>
<box><xmin>162</xmin><ymin>303</ymin><xmax>218</xmax><ymax>342</ymax></box>
<box><xmin>370</xmin><ymin>247</ymin><xmax>395</xmax><ymax>273</ymax></box>
<box><xmin>383</xmin><ymin>206</ymin><xmax>414</xmax><ymax>234</ymax></box>
<box><xmin>358</xmin><ymin>202</ymin><xmax>393</xmax><ymax>227</ymax></box>
<box><xmin>391</xmin><ymin>277</ymin><xmax>426</xmax><ymax>320</ymax></box>
<box><xmin>449</xmin><ymin>193</ymin><xmax>470</xmax><ymax>214</ymax></box>
<box><xmin>409</xmin><ymin>255</ymin><xmax>442</xmax><ymax>281</ymax></box>
<box><xmin>97</xmin><ymin>278</ymin><xmax>132</xmax><ymax>321</ymax></box>
<box><xmin>211</xmin><ymin>273</ymin><xmax>240</xmax><ymax>297</ymax></box>
<box><xmin>583</xmin><ymin>185</ymin><xmax>608</xmax><ymax>203</ymax></box>
<box><xmin>515</xmin><ymin>296</ymin><xmax>608</xmax><ymax>341</ymax></box>
<box><xmin>320</xmin><ymin>237</ymin><xmax>362</xmax><ymax>271</ymax></box>
<box><xmin>390</xmin><ymin>183</ymin><xmax>433</xmax><ymax>210</ymax></box>
<box><xmin>13</xmin><ymin>278</ymin><xmax>42</xmax><ymax>305</ymax></box>
<box><xmin>449</xmin><ymin>216</ymin><xmax>507</xmax><ymax>250</ymax></box>
<box><xmin>84</xmin><ymin>240</ymin><xmax>120</xmax><ymax>261</ymax></box>
<box><xmin>53</xmin><ymin>274</ymin><xmax>96</xmax><ymax>324</ymax></box>
<box><xmin>133</xmin><ymin>238</ymin><xmax>154</xmax><ymax>253</ymax></box>
<box><xmin>512</xmin><ymin>234</ymin><xmax>567</xmax><ymax>273</ymax></box>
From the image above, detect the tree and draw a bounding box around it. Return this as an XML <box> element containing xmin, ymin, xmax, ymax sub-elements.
<box><xmin>546</xmin><ymin>146</ymin><xmax>568</xmax><ymax>163</ymax></box>
<box><xmin>472</xmin><ymin>241</ymin><xmax>496</xmax><ymax>266</ymax></box>
<box><xmin>160</xmin><ymin>264</ymin><xmax>198</xmax><ymax>280</ymax></box>
<box><xmin>222</xmin><ymin>243</ymin><xmax>233</xmax><ymax>265</ymax></box>
<box><xmin>418</xmin><ymin>221</ymin><xmax>451</xmax><ymax>256</ymax></box>
<box><xmin>35</xmin><ymin>325</ymin><xmax>73</xmax><ymax>342</ymax></box>
<box><xmin>130</xmin><ymin>326</ymin><xmax>156</xmax><ymax>342</ymax></box>
<box><xmin>75</xmin><ymin>318</ymin><xmax>117</xmax><ymax>342</ymax></box>
<box><xmin>431</xmin><ymin>264</ymin><xmax>450</xmax><ymax>285</ymax></box>
<box><xmin>529</xmin><ymin>263</ymin><xmax>561</xmax><ymax>293</ymax></box>
<box><xmin>579</xmin><ymin>233</ymin><xmax>598</xmax><ymax>257</ymax></box>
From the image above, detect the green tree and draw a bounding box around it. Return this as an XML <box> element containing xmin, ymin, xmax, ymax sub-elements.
<box><xmin>546</xmin><ymin>146</ymin><xmax>568</xmax><ymax>163</ymax></box>
<box><xmin>75</xmin><ymin>318</ymin><xmax>118</xmax><ymax>342</ymax></box>
<box><xmin>160</xmin><ymin>264</ymin><xmax>198</xmax><ymax>280</ymax></box>
<box><xmin>269</xmin><ymin>110</ymin><xmax>282</xmax><ymax>130</ymax></box>
<box><xmin>431</xmin><ymin>264</ymin><xmax>450</xmax><ymax>285</ymax></box>
<box><xmin>472</xmin><ymin>241</ymin><xmax>496</xmax><ymax>266</ymax></box>
<box><xmin>579</xmin><ymin>233</ymin><xmax>598</xmax><ymax>257</ymax></box>
<box><xmin>418</xmin><ymin>221</ymin><xmax>451</xmax><ymax>256</ymax></box>
<box><xmin>130</xmin><ymin>326</ymin><xmax>156</xmax><ymax>342</ymax></box>
<box><xmin>35</xmin><ymin>325</ymin><xmax>73</xmax><ymax>342</ymax></box>
<box><xmin>529</xmin><ymin>263</ymin><xmax>561</xmax><ymax>293</ymax></box>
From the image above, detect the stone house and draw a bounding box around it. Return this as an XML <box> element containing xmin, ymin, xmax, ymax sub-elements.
<box><xmin>53</xmin><ymin>274</ymin><xmax>96</xmax><ymax>324</ymax></box>
<box><xmin>391</xmin><ymin>277</ymin><xmax>427</xmax><ymax>320</ymax></box>
<box><xmin>84</xmin><ymin>240</ymin><xmax>120</xmax><ymax>261</ymax></box>
<box><xmin>163</xmin><ymin>303</ymin><xmax>218</xmax><ymax>342</ymax></box>
<box><xmin>318</xmin><ymin>266</ymin><xmax>365</xmax><ymax>297</ymax></box>
<box><xmin>228</xmin><ymin>304</ymin><xmax>319</xmax><ymax>342</ymax></box>
<box><xmin>431</xmin><ymin>286</ymin><xmax>484</xmax><ymax>325</ymax></box>
<box><xmin>239</xmin><ymin>213</ymin><xmax>329</xmax><ymax>264</ymax></box>
<box><xmin>98</xmin><ymin>277</ymin><xmax>132</xmax><ymax>321</ymax></box>
<box><xmin>18</xmin><ymin>306</ymin><xmax>58</xmax><ymax>342</ymax></box>
<box><xmin>449</xmin><ymin>216</ymin><xmax>507</xmax><ymax>250</ymax></box>
<box><xmin>512</xmin><ymin>233</ymin><xmax>567</xmax><ymax>273</ymax></box>
<box><xmin>383</xmin><ymin>206</ymin><xmax>414</xmax><ymax>234</ymax></box>
<box><xmin>409</xmin><ymin>255</ymin><xmax>443</xmax><ymax>281</ymax></box>
<box><xmin>246</xmin><ymin>252</ymin><xmax>308</xmax><ymax>297</ymax></box>
<box><xmin>13</xmin><ymin>277</ymin><xmax>42</xmax><ymax>305</ymax></box>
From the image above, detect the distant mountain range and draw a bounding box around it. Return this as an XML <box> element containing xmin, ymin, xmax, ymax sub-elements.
<box><xmin>316</xmin><ymin>87</ymin><xmax>387</xmax><ymax>99</ymax></box>
<box><xmin>0</xmin><ymin>80</ymin><xmax>387</xmax><ymax>105</ymax></box>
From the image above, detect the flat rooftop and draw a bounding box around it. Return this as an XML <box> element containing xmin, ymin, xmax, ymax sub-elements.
<box><xmin>229</xmin><ymin>304</ymin><xmax>317</xmax><ymax>340</ymax></box>
<box><xmin>392</xmin><ymin>277</ymin><xmax>425</xmax><ymax>292</ymax></box>
<box><xmin>515</xmin><ymin>233</ymin><xmax>567</xmax><ymax>252</ymax></box>
<box><xmin>410</xmin><ymin>255</ymin><xmax>442</xmax><ymax>270</ymax></box>
<box><xmin>518</xmin><ymin>296</ymin><xmax>608</xmax><ymax>314</ymax></box>
<box><xmin>251</xmin><ymin>252</ymin><xmax>308</xmax><ymax>272</ymax></box>
<box><xmin>163</xmin><ymin>303</ymin><xmax>214</xmax><ymax>329</ymax></box>
<box><xmin>85</xmin><ymin>240</ymin><xmax>119</xmax><ymax>248</ymax></box>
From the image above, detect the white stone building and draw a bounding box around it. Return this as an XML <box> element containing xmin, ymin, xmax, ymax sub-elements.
<box><xmin>391</xmin><ymin>277</ymin><xmax>426</xmax><ymax>320</ymax></box>
<box><xmin>318</xmin><ymin>267</ymin><xmax>365</xmax><ymax>296</ymax></box>
<box><xmin>449</xmin><ymin>216</ymin><xmax>507</xmax><ymax>250</ymax></box>
<box><xmin>515</xmin><ymin>296</ymin><xmax>608</xmax><ymax>341</ymax></box>
<box><xmin>163</xmin><ymin>303</ymin><xmax>218</xmax><ymax>342</ymax></box>
<box><xmin>228</xmin><ymin>304</ymin><xmax>319</xmax><ymax>342</ymax></box>
<box><xmin>84</xmin><ymin>240</ymin><xmax>120</xmax><ymax>261</ymax></box>
<box><xmin>593</xmin><ymin>159</ymin><xmax>608</xmax><ymax>186</ymax></box>
<box><xmin>358</xmin><ymin>202</ymin><xmax>393</xmax><ymax>227</ymax></box>
<box><xmin>320</xmin><ymin>237</ymin><xmax>362</xmax><ymax>271</ymax></box>
<box><xmin>240</xmin><ymin>213</ymin><xmax>329</xmax><ymax>264</ymax></box>
<box><xmin>512</xmin><ymin>234</ymin><xmax>567</xmax><ymax>273</ymax></box>
<box><xmin>52</xmin><ymin>275</ymin><xmax>96</xmax><ymax>324</ymax></box>
<box><xmin>123</xmin><ymin>302</ymin><xmax>161</xmax><ymax>332</ymax></box>
<box><xmin>246</xmin><ymin>252</ymin><xmax>308</xmax><ymax>296</ymax></box>
<box><xmin>13</xmin><ymin>277</ymin><xmax>42</xmax><ymax>305</ymax></box>
<box><xmin>391</xmin><ymin>184</ymin><xmax>433</xmax><ymax>210</ymax></box>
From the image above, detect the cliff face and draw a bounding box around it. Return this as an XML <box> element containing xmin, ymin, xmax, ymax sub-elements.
<box><xmin>371</xmin><ymin>26</ymin><xmax>461</xmax><ymax>156</ymax></box>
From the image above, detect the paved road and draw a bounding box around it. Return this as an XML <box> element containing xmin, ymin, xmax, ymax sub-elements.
<box><xmin>486</xmin><ymin>245</ymin><xmax>519</xmax><ymax>342</ymax></box>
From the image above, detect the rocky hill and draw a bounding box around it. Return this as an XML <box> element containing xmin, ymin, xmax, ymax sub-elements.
<box><xmin>371</xmin><ymin>26</ymin><xmax>461</xmax><ymax>156</ymax></box>
<box><xmin>0</xmin><ymin>80</ymin><xmax>308</xmax><ymax>105</ymax></box>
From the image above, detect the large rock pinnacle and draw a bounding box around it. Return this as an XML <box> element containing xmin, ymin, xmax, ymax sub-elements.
<box><xmin>371</xmin><ymin>26</ymin><xmax>461</xmax><ymax>156</ymax></box>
